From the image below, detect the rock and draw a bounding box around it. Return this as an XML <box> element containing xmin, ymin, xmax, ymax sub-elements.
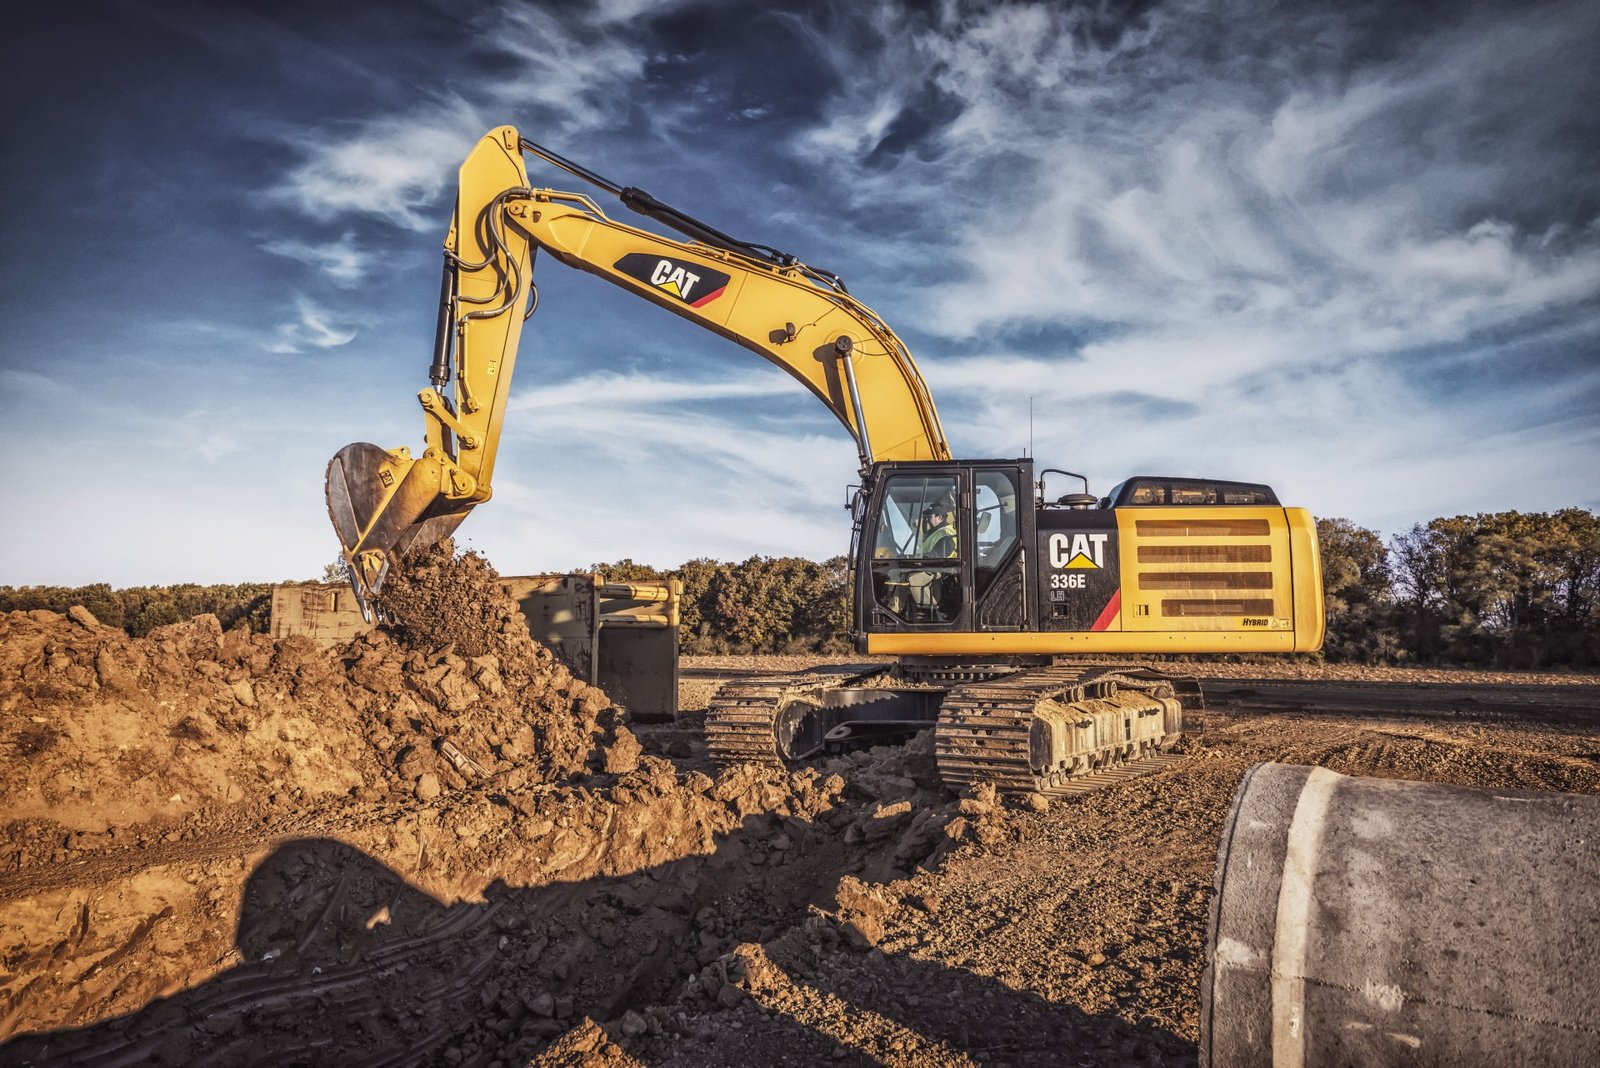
<box><xmin>94</xmin><ymin>648</ymin><xmax>138</xmax><ymax>693</ymax></box>
<box><xmin>836</xmin><ymin>877</ymin><xmax>894</xmax><ymax>949</ymax></box>
<box><xmin>230</xmin><ymin>680</ymin><xmax>257</xmax><ymax>707</ymax></box>
<box><xmin>958</xmin><ymin>797</ymin><xmax>993</xmax><ymax>817</ymax></box>
<box><xmin>1023</xmin><ymin>793</ymin><xmax>1050</xmax><ymax>813</ymax></box>
<box><xmin>602</xmin><ymin>728</ymin><xmax>643</xmax><ymax>775</ymax></box>
<box><xmin>396</xmin><ymin>746</ymin><xmax>428</xmax><ymax>779</ymax></box>
<box><xmin>620</xmin><ymin>1010</ymin><xmax>648</xmax><ymax>1036</ymax></box>
<box><xmin>414</xmin><ymin>773</ymin><xmax>441</xmax><ymax>801</ymax></box>
<box><xmin>872</xmin><ymin>800</ymin><xmax>912</xmax><ymax>820</ymax></box>
<box><xmin>66</xmin><ymin>605</ymin><xmax>99</xmax><ymax>629</ymax></box>
<box><xmin>716</xmin><ymin>983</ymin><xmax>745</xmax><ymax>1009</ymax></box>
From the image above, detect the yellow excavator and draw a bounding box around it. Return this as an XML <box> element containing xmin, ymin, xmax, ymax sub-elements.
<box><xmin>326</xmin><ymin>126</ymin><xmax>1324</xmax><ymax>796</ymax></box>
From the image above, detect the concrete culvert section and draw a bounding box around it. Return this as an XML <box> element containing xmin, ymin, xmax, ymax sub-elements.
<box><xmin>1201</xmin><ymin>762</ymin><xmax>1600</xmax><ymax>1067</ymax></box>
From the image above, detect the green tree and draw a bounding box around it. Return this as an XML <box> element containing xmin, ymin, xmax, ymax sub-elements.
<box><xmin>1316</xmin><ymin>517</ymin><xmax>1402</xmax><ymax>662</ymax></box>
<box><xmin>673</xmin><ymin>557</ymin><xmax>727</xmax><ymax>652</ymax></box>
<box><xmin>586</xmin><ymin>558</ymin><xmax>664</xmax><ymax>582</ymax></box>
<box><xmin>1391</xmin><ymin>510</ymin><xmax>1600</xmax><ymax>667</ymax></box>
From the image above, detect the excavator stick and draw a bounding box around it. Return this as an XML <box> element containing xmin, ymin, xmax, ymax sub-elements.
<box><xmin>322</xmin><ymin>126</ymin><xmax>535</xmax><ymax>620</ymax></box>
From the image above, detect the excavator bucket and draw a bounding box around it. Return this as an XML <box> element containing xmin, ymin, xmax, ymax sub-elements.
<box><xmin>325</xmin><ymin>442</ymin><xmax>472</xmax><ymax>620</ymax></box>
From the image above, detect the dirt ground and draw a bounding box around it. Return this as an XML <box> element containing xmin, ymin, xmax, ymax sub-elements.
<box><xmin>2</xmin><ymin>581</ymin><xmax>1597</xmax><ymax>1066</ymax></box>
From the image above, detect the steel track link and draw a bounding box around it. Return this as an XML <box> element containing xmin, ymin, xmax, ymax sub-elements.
<box><xmin>702</xmin><ymin>677</ymin><xmax>799</xmax><ymax>770</ymax></box>
<box><xmin>935</xmin><ymin>665</ymin><xmax>1183</xmax><ymax>797</ymax></box>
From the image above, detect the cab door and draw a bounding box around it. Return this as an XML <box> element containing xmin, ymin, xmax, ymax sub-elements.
<box><xmin>860</xmin><ymin>467</ymin><xmax>971</xmax><ymax>633</ymax></box>
<box><xmin>971</xmin><ymin>465</ymin><xmax>1030</xmax><ymax>630</ymax></box>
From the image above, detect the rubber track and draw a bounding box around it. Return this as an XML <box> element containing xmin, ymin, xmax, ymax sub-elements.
<box><xmin>935</xmin><ymin>665</ymin><xmax>1181</xmax><ymax>797</ymax></box>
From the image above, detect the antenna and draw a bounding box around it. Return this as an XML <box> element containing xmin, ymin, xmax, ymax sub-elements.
<box><xmin>1028</xmin><ymin>396</ymin><xmax>1034</xmax><ymax>458</ymax></box>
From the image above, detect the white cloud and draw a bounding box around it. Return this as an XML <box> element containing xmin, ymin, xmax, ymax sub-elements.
<box><xmin>506</xmin><ymin>368</ymin><xmax>796</xmax><ymax>412</ymax></box>
<box><xmin>266</xmin><ymin>296</ymin><xmax>359</xmax><ymax>353</ymax></box>
<box><xmin>272</xmin><ymin>3</ymin><xmax>655</xmax><ymax>230</ymax></box>
<box><xmin>472</xmin><ymin>362</ymin><xmax>863</xmax><ymax>567</ymax></box>
<box><xmin>759</xmin><ymin>0</ymin><xmax>1600</xmax><ymax>534</ymax></box>
<box><xmin>262</xmin><ymin>232</ymin><xmax>371</xmax><ymax>283</ymax></box>
<box><xmin>786</xmin><ymin>1</ymin><xmax>1600</xmax><ymax>350</ymax></box>
<box><xmin>484</xmin><ymin>4</ymin><xmax>649</xmax><ymax>121</ymax></box>
<box><xmin>275</xmin><ymin>100</ymin><xmax>484</xmax><ymax>230</ymax></box>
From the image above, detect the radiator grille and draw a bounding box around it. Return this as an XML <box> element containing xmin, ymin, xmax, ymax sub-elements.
<box><xmin>1135</xmin><ymin>518</ymin><xmax>1271</xmax><ymax>537</ymax></box>
<box><xmin>1139</xmin><ymin>571</ymin><xmax>1274</xmax><ymax>590</ymax></box>
<box><xmin>1162</xmin><ymin>598</ymin><xmax>1276</xmax><ymax>617</ymax></box>
<box><xmin>1138</xmin><ymin>545</ymin><xmax>1273</xmax><ymax>564</ymax></box>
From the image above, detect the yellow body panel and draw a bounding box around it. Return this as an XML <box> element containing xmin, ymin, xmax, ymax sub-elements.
<box><xmin>1118</xmin><ymin>506</ymin><xmax>1292</xmax><ymax>633</ymax></box>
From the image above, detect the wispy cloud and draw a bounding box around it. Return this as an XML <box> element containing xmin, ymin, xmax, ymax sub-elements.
<box><xmin>270</xmin><ymin>2</ymin><xmax>656</xmax><ymax>230</ymax></box>
<box><xmin>764</xmin><ymin>0</ymin><xmax>1600</xmax><ymax>527</ymax></box>
<box><xmin>273</xmin><ymin>99</ymin><xmax>484</xmax><ymax>230</ymax></box>
<box><xmin>261</xmin><ymin>232</ymin><xmax>371</xmax><ymax>283</ymax></box>
<box><xmin>506</xmin><ymin>368</ymin><xmax>797</xmax><ymax>412</ymax></box>
<box><xmin>266</xmin><ymin>296</ymin><xmax>359</xmax><ymax>353</ymax></box>
<box><xmin>486</xmin><ymin>366</ymin><xmax>860</xmax><ymax>568</ymax></box>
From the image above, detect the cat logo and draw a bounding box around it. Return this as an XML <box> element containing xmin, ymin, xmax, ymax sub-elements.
<box><xmin>613</xmin><ymin>253</ymin><xmax>730</xmax><ymax>309</ymax></box>
<box><xmin>1048</xmin><ymin>532</ymin><xmax>1108</xmax><ymax>569</ymax></box>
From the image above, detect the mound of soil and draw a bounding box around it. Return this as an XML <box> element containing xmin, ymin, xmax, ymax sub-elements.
<box><xmin>0</xmin><ymin>544</ymin><xmax>638</xmax><ymax>871</ymax></box>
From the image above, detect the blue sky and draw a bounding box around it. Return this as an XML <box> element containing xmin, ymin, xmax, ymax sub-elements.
<box><xmin>3</xmin><ymin>0</ymin><xmax>1597</xmax><ymax>586</ymax></box>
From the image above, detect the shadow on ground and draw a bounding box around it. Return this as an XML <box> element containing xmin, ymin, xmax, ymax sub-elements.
<box><xmin>3</xmin><ymin>809</ymin><xmax>1188</xmax><ymax>1066</ymax></box>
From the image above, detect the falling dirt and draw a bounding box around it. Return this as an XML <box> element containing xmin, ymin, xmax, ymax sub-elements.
<box><xmin>1</xmin><ymin>568</ymin><xmax>1597</xmax><ymax>1065</ymax></box>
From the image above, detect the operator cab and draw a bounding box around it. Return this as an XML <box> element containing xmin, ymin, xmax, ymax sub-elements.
<box><xmin>853</xmin><ymin>460</ymin><xmax>1290</xmax><ymax>646</ymax></box>
<box><xmin>857</xmin><ymin>459</ymin><xmax>1030</xmax><ymax>634</ymax></box>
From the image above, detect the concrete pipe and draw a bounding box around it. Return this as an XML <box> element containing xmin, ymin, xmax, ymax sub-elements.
<box><xmin>1201</xmin><ymin>762</ymin><xmax>1600</xmax><ymax>1067</ymax></box>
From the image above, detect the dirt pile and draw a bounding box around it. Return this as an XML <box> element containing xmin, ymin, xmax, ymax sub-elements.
<box><xmin>0</xmin><ymin>546</ymin><xmax>638</xmax><ymax>872</ymax></box>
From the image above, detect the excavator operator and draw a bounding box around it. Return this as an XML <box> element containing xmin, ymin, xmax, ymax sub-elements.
<box><xmin>918</xmin><ymin>504</ymin><xmax>958</xmax><ymax>559</ymax></box>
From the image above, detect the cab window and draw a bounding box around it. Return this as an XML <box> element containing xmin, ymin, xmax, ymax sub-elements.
<box><xmin>974</xmin><ymin>469</ymin><xmax>1019</xmax><ymax>597</ymax></box>
<box><xmin>874</xmin><ymin>475</ymin><xmax>959</xmax><ymax>559</ymax></box>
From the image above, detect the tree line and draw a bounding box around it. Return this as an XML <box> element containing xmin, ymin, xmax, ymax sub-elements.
<box><xmin>1319</xmin><ymin>510</ymin><xmax>1599</xmax><ymax>669</ymax></box>
<box><xmin>591</xmin><ymin>556</ymin><xmax>852</xmax><ymax>655</ymax></box>
<box><xmin>0</xmin><ymin>582</ymin><xmax>273</xmax><ymax>637</ymax></box>
<box><xmin>3</xmin><ymin>507</ymin><xmax>1594</xmax><ymax>667</ymax></box>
